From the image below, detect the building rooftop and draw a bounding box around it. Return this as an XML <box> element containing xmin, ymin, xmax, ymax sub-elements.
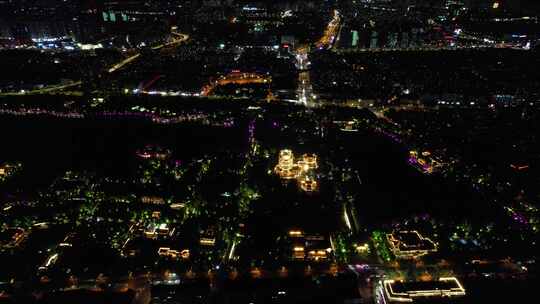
<box><xmin>387</xmin><ymin>230</ymin><xmax>437</xmax><ymax>258</ymax></box>
<box><xmin>383</xmin><ymin>277</ymin><xmax>466</xmax><ymax>303</ymax></box>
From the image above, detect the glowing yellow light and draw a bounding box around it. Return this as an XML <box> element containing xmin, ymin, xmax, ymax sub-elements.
<box><xmin>356</xmin><ymin>243</ymin><xmax>369</xmax><ymax>252</ymax></box>
<box><xmin>493</xmin><ymin>2</ymin><xmax>499</xmax><ymax>9</ymax></box>
<box><xmin>158</xmin><ymin>247</ymin><xmax>171</xmax><ymax>255</ymax></box>
<box><xmin>344</xmin><ymin>209</ymin><xmax>352</xmax><ymax>230</ymax></box>
<box><xmin>45</xmin><ymin>253</ymin><xmax>59</xmax><ymax>267</ymax></box>
<box><xmin>170</xmin><ymin>203</ymin><xmax>185</xmax><ymax>209</ymax></box>
<box><xmin>289</xmin><ymin>230</ymin><xmax>303</xmax><ymax>237</ymax></box>
<box><xmin>200</xmin><ymin>238</ymin><xmax>216</xmax><ymax>246</ymax></box>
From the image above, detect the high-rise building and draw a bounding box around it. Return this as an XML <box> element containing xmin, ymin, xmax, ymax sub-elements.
<box><xmin>387</xmin><ymin>32</ymin><xmax>398</xmax><ymax>48</ymax></box>
<box><xmin>370</xmin><ymin>31</ymin><xmax>378</xmax><ymax>49</ymax></box>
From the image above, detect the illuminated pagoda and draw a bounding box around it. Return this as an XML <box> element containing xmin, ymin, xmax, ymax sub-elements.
<box><xmin>274</xmin><ymin>149</ymin><xmax>319</xmax><ymax>192</ymax></box>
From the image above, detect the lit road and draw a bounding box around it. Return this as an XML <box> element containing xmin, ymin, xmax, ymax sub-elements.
<box><xmin>315</xmin><ymin>10</ymin><xmax>342</xmax><ymax>50</ymax></box>
<box><xmin>293</xmin><ymin>47</ymin><xmax>316</xmax><ymax>106</ymax></box>
<box><xmin>108</xmin><ymin>31</ymin><xmax>189</xmax><ymax>73</ymax></box>
<box><xmin>200</xmin><ymin>71</ymin><xmax>271</xmax><ymax>96</ymax></box>
<box><xmin>296</xmin><ymin>68</ymin><xmax>316</xmax><ymax>107</ymax></box>
<box><xmin>0</xmin><ymin>80</ymin><xmax>82</xmax><ymax>96</ymax></box>
<box><xmin>1</xmin><ymin>31</ymin><xmax>189</xmax><ymax>96</ymax></box>
<box><xmin>107</xmin><ymin>53</ymin><xmax>142</xmax><ymax>73</ymax></box>
<box><xmin>151</xmin><ymin>31</ymin><xmax>189</xmax><ymax>50</ymax></box>
<box><xmin>292</xmin><ymin>10</ymin><xmax>342</xmax><ymax>106</ymax></box>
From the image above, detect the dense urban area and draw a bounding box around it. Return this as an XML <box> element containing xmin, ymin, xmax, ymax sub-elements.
<box><xmin>1</xmin><ymin>0</ymin><xmax>540</xmax><ymax>303</ymax></box>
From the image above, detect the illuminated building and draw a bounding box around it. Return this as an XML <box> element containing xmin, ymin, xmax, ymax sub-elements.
<box><xmin>387</xmin><ymin>231</ymin><xmax>437</xmax><ymax>259</ymax></box>
<box><xmin>274</xmin><ymin>150</ymin><xmax>319</xmax><ymax>192</ymax></box>
<box><xmin>279</xmin><ymin>149</ymin><xmax>294</xmax><ymax>166</ymax></box>
<box><xmin>370</xmin><ymin>31</ymin><xmax>378</xmax><ymax>49</ymax></box>
<box><xmin>136</xmin><ymin>145</ymin><xmax>172</xmax><ymax>160</ymax></box>
<box><xmin>355</xmin><ymin>243</ymin><xmax>369</xmax><ymax>253</ymax></box>
<box><xmin>299</xmin><ymin>177</ymin><xmax>318</xmax><ymax>192</ymax></box>
<box><xmin>100</xmin><ymin>0</ymin><xmax>170</xmax><ymax>24</ymax></box>
<box><xmin>408</xmin><ymin>150</ymin><xmax>443</xmax><ymax>174</ymax></box>
<box><xmin>288</xmin><ymin>229</ymin><xmax>331</xmax><ymax>261</ymax></box>
<box><xmin>200</xmin><ymin>227</ymin><xmax>216</xmax><ymax>246</ymax></box>
<box><xmin>274</xmin><ymin>149</ymin><xmax>299</xmax><ymax>179</ymax></box>
<box><xmin>382</xmin><ymin>277</ymin><xmax>466</xmax><ymax>303</ymax></box>
<box><xmin>141</xmin><ymin>196</ymin><xmax>166</xmax><ymax>204</ymax></box>
<box><xmin>200</xmin><ymin>238</ymin><xmax>216</xmax><ymax>246</ymax></box>
<box><xmin>157</xmin><ymin>247</ymin><xmax>190</xmax><ymax>260</ymax></box>
<box><xmin>337</xmin><ymin>121</ymin><xmax>359</xmax><ymax>132</ymax></box>
<box><xmin>0</xmin><ymin>162</ymin><xmax>22</xmax><ymax>181</ymax></box>
<box><xmin>170</xmin><ymin>202</ymin><xmax>186</xmax><ymax>210</ymax></box>
<box><xmin>293</xmin><ymin>246</ymin><xmax>305</xmax><ymax>259</ymax></box>
<box><xmin>307</xmin><ymin>249</ymin><xmax>329</xmax><ymax>261</ymax></box>
<box><xmin>297</xmin><ymin>153</ymin><xmax>318</xmax><ymax>170</ymax></box>
<box><xmin>144</xmin><ymin>223</ymin><xmax>173</xmax><ymax>239</ymax></box>
<box><xmin>288</xmin><ymin>229</ymin><xmax>304</xmax><ymax>237</ymax></box>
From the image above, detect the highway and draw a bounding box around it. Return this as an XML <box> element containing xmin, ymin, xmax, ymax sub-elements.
<box><xmin>0</xmin><ymin>31</ymin><xmax>189</xmax><ymax>96</ymax></box>
<box><xmin>107</xmin><ymin>53</ymin><xmax>142</xmax><ymax>73</ymax></box>
<box><xmin>151</xmin><ymin>31</ymin><xmax>189</xmax><ymax>50</ymax></box>
<box><xmin>108</xmin><ymin>31</ymin><xmax>189</xmax><ymax>73</ymax></box>
<box><xmin>0</xmin><ymin>80</ymin><xmax>82</xmax><ymax>96</ymax></box>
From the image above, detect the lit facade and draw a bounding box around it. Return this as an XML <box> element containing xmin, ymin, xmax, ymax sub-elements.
<box><xmin>158</xmin><ymin>247</ymin><xmax>190</xmax><ymax>260</ymax></box>
<box><xmin>274</xmin><ymin>150</ymin><xmax>319</xmax><ymax>192</ymax></box>
<box><xmin>382</xmin><ymin>277</ymin><xmax>466</xmax><ymax>303</ymax></box>
<box><xmin>387</xmin><ymin>231</ymin><xmax>437</xmax><ymax>259</ymax></box>
<box><xmin>288</xmin><ymin>229</ymin><xmax>331</xmax><ymax>261</ymax></box>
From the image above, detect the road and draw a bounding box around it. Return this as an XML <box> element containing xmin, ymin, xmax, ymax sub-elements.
<box><xmin>315</xmin><ymin>10</ymin><xmax>342</xmax><ymax>50</ymax></box>
<box><xmin>108</xmin><ymin>31</ymin><xmax>189</xmax><ymax>73</ymax></box>
<box><xmin>107</xmin><ymin>53</ymin><xmax>142</xmax><ymax>73</ymax></box>
<box><xmin>0</xmin><ymin>81</ymin><xmax>82</xmax><ymax>96</ymax></box>
<box><xmin>294</xmin><ymin>48</ymin><xmax>317</xmax><ymax>107</ymax></box>
<box><xmin>200</xmin><ymin>71</ymin><xmax>270</xmax><ymax>97</ymax></box>
<box><xmin>0</xmin><ymin>31</ymin><xmax>189</xmax><ymax>96</ymax></box>
<box><xmin>293</xmin><ymin>10</ymin><xmax>342</xmax><ymax>106</ymax></box>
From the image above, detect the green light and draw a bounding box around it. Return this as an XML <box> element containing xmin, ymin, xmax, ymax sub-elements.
<box><xmin>352</xmin><ymin>30</ymin><xmax>359</xmax><ymax>47</ymax></box>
